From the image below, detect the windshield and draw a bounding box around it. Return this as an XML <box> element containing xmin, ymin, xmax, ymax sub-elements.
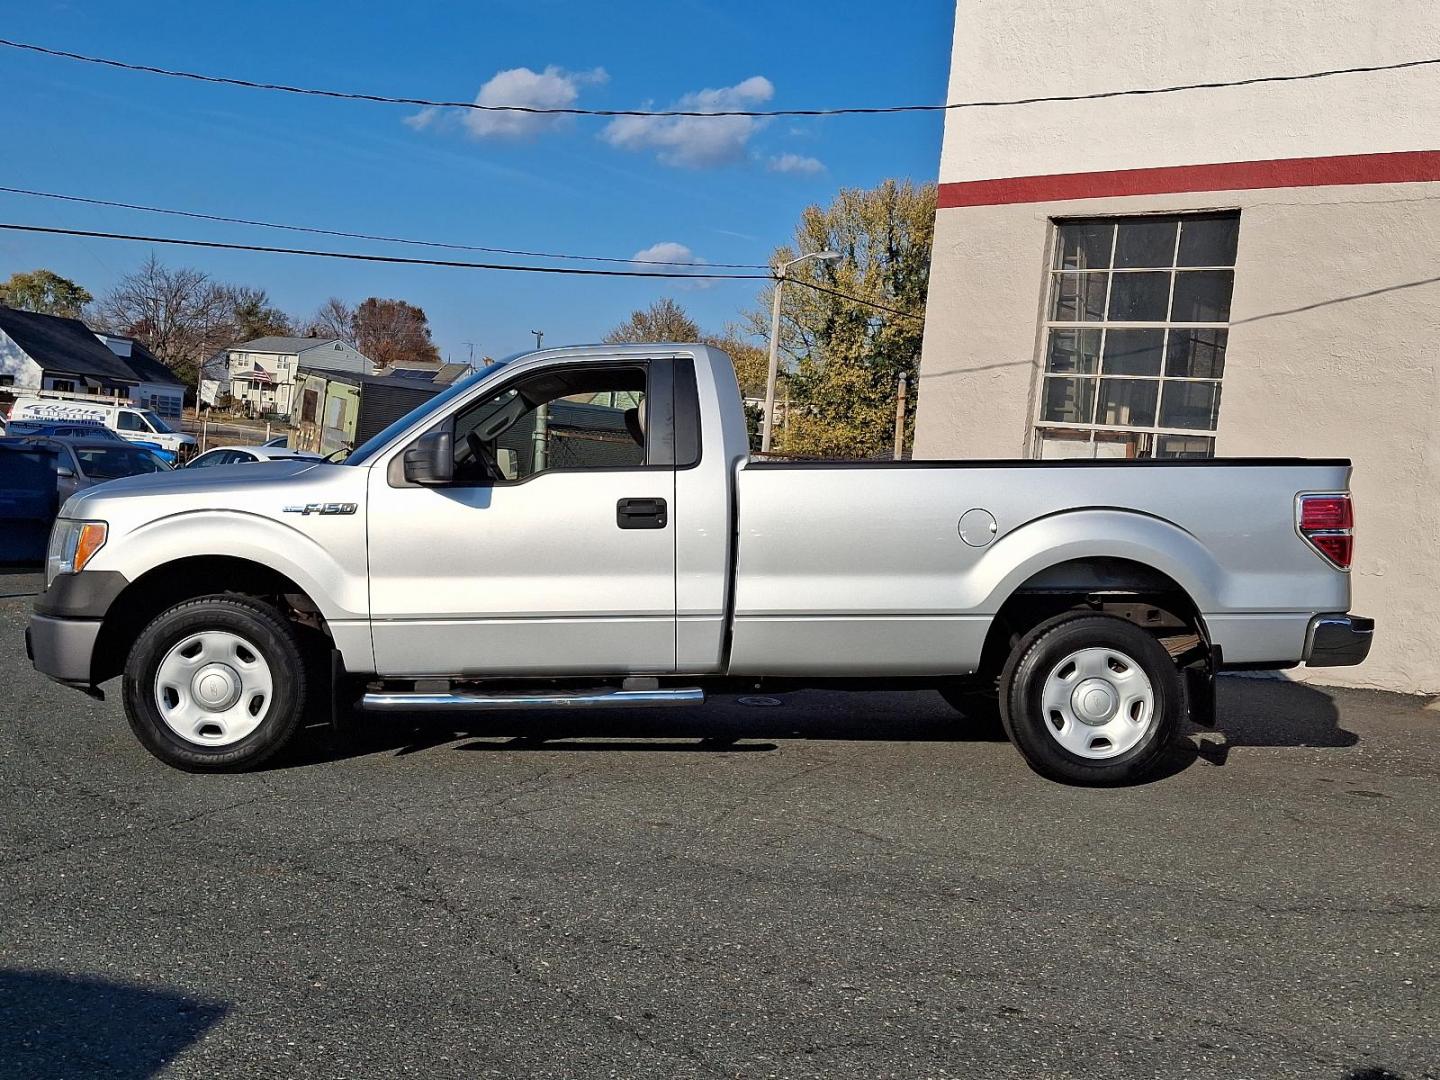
<box><xmin>139</xmin><ymin>410</ymin><xmax>174</xmax><ymax>434</ymax></box>
<box><xmin>75</xmin><ymin>446</ymin><xmax>172</xmax><ymax>479</ymax></box>
<box><xmin>344</xmin><ymin>361</ymin><xmax>509</xmax><ymax>465</ymax></box>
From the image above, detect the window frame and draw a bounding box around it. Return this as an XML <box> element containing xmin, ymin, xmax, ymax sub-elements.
<box><xmin>392</xmin><ymin>358</ymin><xmax>681</xmax><ymax>489</ymax></box>
<box><xmin>1031</xmin><ymin>211</ymin><xmax>1238</xmax><ymax>459</ymax></box>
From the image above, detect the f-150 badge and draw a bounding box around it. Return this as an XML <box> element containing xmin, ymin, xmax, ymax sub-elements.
<box><xmin>283</xmin><ymin>502</ymin><xmax>357</xmax><ymax>516</ymax></box>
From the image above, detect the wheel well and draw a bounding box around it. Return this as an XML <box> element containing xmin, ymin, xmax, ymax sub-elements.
<box><xmin>92</xmin><ymin>556</ymin><xmax>330</xmax><ymax>683</ymax></box>
<box><xmin>974</xmin><ymin>557</ymin><xmax>1207</xmax><ymax>683</ymax></box>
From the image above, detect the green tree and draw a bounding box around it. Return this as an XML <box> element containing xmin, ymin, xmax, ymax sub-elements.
<box><xmin>228</xmin><ymin>287</ymin><xmax>294</xmax><ymax>340</ymax></box>
<box><xmin>744</xmin><ymin>180</ymin><xmax>934</xmax><ymax>458</ymax></box>
<box><xmin>0</xmin><ymin>269</ymin><xmax>93</xmax><ymax>318</ymax></box>
<box><xmin>604</xmin><ymin>297</ymin><xmax>700</xmax><ymax>344</ymax></box>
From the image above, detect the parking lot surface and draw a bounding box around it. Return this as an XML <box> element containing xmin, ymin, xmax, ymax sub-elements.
<box><xmin>1</xmin><ymin>571</ymin><xmax>1436</xmax><ymax>1079</ymax></box>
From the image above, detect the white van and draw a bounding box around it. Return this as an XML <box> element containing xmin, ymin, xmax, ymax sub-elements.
<box><xmin>8</xmin><ymin>396</ymin><xmax>196</xmax><ymax>463</ymax></box>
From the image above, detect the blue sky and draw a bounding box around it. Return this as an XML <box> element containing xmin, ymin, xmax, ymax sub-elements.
<box><xmin>0</xmin><ymin>0</ymin><xmax>953</xmax><ymax>361</ymax></box>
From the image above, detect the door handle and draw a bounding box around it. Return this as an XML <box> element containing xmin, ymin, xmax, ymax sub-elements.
<box><xmin>617</xmin><ymin>497</ymin><xmax>668</xmax><ymax>529</ymax></box>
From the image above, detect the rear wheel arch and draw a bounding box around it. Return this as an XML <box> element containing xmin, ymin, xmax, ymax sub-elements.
<box><xmin>973</xmin><ymin>556</ymin><xmax>1210</xmax><ymax>684</ymax></box>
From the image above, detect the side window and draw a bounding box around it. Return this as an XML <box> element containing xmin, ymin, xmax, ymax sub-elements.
<box><xmin>117</xmin><ymin>411</ymin><xmax>146</xmax><ymax>432</ymax></box>
<box><xmin>450</xmin><ymin>365</ymin><xmax>649</xmax><ymax>484</ymax></box>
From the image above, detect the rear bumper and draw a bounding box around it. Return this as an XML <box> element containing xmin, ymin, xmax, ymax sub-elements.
<box><xmin>1304</xmin><ymin>613</ymin><xmax>1374</xmax><ymax>667</ymax></box>
<box><xmin>25</xmin><ymin>614</ymin><xmax>102</xmax><ymax>686</ymax></box>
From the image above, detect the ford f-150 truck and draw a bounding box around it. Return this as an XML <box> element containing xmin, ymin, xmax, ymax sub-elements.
<box><xmin>26</xmin><ymin>344</ymin><xmax>1373</xmax><ymax>784</ymax></box>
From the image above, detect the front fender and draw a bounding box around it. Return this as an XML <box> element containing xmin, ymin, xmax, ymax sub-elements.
<box><xmin>99</xmin><ymin>509</ymin><xmax>369</xmax><ymax>623</ymax></box>
<box><xmin>960</xmin><ymin>508</ymin><xmax>1225</xmax><ymax>615</ymax></box>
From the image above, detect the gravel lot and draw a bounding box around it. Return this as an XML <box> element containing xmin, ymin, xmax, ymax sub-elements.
<box><xmin>1</xmin><ymin>570</ymin><xmax>1435</xmax><ymax>1079</ymax></box>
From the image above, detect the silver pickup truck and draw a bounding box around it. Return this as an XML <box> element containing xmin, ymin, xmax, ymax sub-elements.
<box><xmin>26</xmin><ymin>344</ymin><xmax>1372</xmax><ymax>784</ymax></box>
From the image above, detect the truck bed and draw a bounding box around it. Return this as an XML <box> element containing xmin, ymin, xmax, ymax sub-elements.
<box><xmin>728</xmin><ymin>457</ymin><xmax>1352</xmax><ymax>676</ymax></box>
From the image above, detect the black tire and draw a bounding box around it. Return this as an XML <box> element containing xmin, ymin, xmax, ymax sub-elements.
<box><xmin>999</xmin><ymin>613</ymin><xmax>1181</xmax><ymax>786</ymax></box>
<box><xmin>122</xmin><ymin>595</ymin><xmax>312</xmax><ymax>772</ymax></box>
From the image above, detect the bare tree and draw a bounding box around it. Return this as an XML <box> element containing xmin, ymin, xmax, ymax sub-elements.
<box><xmin>604</xmin><ymin>297</ymin><xmax>700</xmax><ymax>344</ymax></box>
<box><xmin>306</xmin><ymin>297</ymin><xmax>356</xmax><ymax>344</ymax></box>
<box><xmin>95</xmin><ymin>255</ymin><xmax>236</xmax><ymax>385</ymax></box>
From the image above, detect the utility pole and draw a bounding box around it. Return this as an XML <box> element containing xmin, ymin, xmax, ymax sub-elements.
<box><xmin>892</xmin><ymin>373</ymin><xmax>908</xmax><ymax>461</ymax></box>
<box><xmin>762</xmin><ymin>249</ymin><xmax>840</xmax><ymax>454</ymax></box>
<box><xmin>462</xmin><ymin>341</ymin><xmax>477</xmax><ymax>374</ymax></box>
<box><xmin>531</xmin><ymin>330</ymin><xmax>544</xmax><ymax>350</ymax></box>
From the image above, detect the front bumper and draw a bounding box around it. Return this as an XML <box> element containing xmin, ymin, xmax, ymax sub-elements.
<box><xmin>25</xmin><ymin>614</ymin><xmax>102</xmax><ymax>686</ymax></box>
<box><xmin>1304</xmin><ymin>613</ymin><xmax>1374</xmax><ymax>667</ymax></box>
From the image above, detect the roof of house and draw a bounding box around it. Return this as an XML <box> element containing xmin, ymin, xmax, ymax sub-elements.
<box><xmin>296</xmin><ymin>365</ymin><xmax>449</xmax><ymax>393</ymax></box>
<box><xmin>0</xmin><ymin>305</ymin><xmax>139</xmax><ymax>384</ymax></box>
<box><xmin>435</xmin><ymin>363</ymin><xmax>471</xmax><ymax>384</ymax></box>
<box><xmin>230</xmin><ymin>336</ymin><xmax>347</xmax><ymax>355</ymax></box>
<box><xmin>112</xmin><ymin>337</ymin><xmax>185</xmax><ymax>387</ymax></box>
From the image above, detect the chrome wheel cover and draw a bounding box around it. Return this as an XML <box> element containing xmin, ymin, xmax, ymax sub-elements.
<box><xmin>154</xmin><ymin>631</ymin><xmax>274</xmax><ymax>747</ymax></box>
<box><xmin>1039</xmin><ymin>647</ymin><xmax>1155</xmax><ymax>760</ymax></box>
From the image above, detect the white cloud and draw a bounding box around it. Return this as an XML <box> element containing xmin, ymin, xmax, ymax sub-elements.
<box><xmin>406</xmin><ymin>65</ymin><xmax>607</xmax><ymax>139</ymax></box>
<box><xmin>630</xmin><ymin>242</ymin><xmax>714</xmax><ymax>290</ymax></box>
<box><xmin>631</xmin><ymin>241</ymin><xmax>701</xmax><ymax>265</ymax></box>
<box><xmin>767</xmin><ymin>152</ymin><xmax>825</xmax><ymax>175</ymax></box>
<box><xmin>601</xmin><ymin>75</ymin><xmax>774</xmax><ymax>168</ymax></box>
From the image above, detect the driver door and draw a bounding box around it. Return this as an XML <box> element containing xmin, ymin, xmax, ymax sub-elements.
<box><xmin>366</xmin><ymin>358</ymin><xmax>677</xmax><ymax>678</ymax></box>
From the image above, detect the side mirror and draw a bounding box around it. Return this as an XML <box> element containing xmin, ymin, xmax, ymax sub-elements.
<box><xmin>403</xmin><ymin>430</ymin><xmax>454</xmax><ymax>486</ymax></box>
<box><xmin>56</xmin><ymin>466</ymin><xmax>76</xmax><ymax>479</ymax></box>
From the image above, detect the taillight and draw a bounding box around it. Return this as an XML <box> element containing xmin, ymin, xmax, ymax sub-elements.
<box><xmin>1298</xmin><ymin>493</ymin><xmax>1354</xmax><ymax>569</ymax></box>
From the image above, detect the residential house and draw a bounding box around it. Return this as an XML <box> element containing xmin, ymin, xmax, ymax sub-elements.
<box><xmin>96</xmin><ymin>334</ymin><xmax>186</xmax><ymax>418</ymax></box>
<box><xmin>226</xmin><ymin>336</ymin><xmax>372</xmax><ymax>416</ymax></box>
<box><xmin>0</xmin><ymin>304</ymin><xmax>139</xmax><ymax>404</ymax></box>
<box><xmin>912</xmin><ymin>0</ymin><xmax>1440</xmax><ymax>693</ymax></box>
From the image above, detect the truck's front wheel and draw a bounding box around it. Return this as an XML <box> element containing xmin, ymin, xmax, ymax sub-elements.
<box><xmin>122</xmin><ymin>596</ymin><xmax>312</xmax><ymax>772</ymax></box>
<box><xmin>1000</xmin><ymin>613</ymin><xmax>1181</xmax><ymax>786</ymax></box>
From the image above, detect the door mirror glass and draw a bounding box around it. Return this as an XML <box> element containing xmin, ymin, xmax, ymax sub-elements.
<box><xmin>56</xmin><ymin>465</ymin><xmax>76</xmax><ymax>478</ymax></box>
<box><xmin>403</xmin><ymin>430</ymin><xmax>455</xmax><ymax>485</ymax></box>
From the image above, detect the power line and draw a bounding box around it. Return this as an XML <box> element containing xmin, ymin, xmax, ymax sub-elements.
<box><xmin>0</xmin><ymin>184</ymin><xmax>768</xmax><ymax>268</ymax></box>
<box><xmin>0</xmin><ymin>221</ymin><xmax>922</xmax><ymax>321</ymax></box>
<box><xmin>3</xmin><ymin>37</ymin><xmax>1436</xmax><ymax>117</ymax></box>
<box><xmin>0</xmin><ymin>222</ymin><xmax>766</xmax><ymax>279</ymax></box>
<box><xmin>790</xmin><ymin>279</ymin><xmax>924</xmax><ymax>322</ymax></box>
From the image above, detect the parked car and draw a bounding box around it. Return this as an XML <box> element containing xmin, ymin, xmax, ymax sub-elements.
<box><xmin>8</xmin><ymin>396</ymin><xmax>196</xmax><ymax>463</ymax></box>
<box><xmin>26</xmin><ymin>345</ymin><xmax>1372</xmax><ymax>784</ymax></box>
<box><xmin>10</xmin><ymin>436</ymin><xmax>171</xmax><ymax>501</ymax></box>
<box><xmin>260</xmin><ymin>435</ymin><xmax>290</xmax><ymax>448</ymax></box>
<box><xmin>184</xmin><ymin>445</ymin><xmax>323</xmax><ymax>469</ymax></box>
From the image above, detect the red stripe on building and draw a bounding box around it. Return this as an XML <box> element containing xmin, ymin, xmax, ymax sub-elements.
<box><xmin>937</xmin><ymin>150</ymin><xmax>1440</xmax><ymax>208</ymax></box>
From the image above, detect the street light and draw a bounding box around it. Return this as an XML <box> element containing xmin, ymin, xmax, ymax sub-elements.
<box><xmin>762</xmin><ymin>250</ymin><xmax>841</xmax><ymax>453</ymax></box>
<box><xmin>531</xmin><ymin>330</ymin><xmax>544</xmax><ymax>350</ymax></box>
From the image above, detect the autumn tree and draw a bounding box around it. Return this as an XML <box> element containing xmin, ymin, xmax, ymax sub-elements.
<box><xmin>0</xmin><ymin>269</ymin><xmax>93</xmax><ymax>318</ymax></box>
<box><xmin>604</xmin><ymin>298</ymin><xmax>700</xmax><ymax>344</ymax></box>
<box><xmin>353</xmin><ymin>297</ymin><xmax>441</xmax><ymax>368</ymax></box>
<box><xmin>744</xmin><ymin>180</ymin><xmax>934</xmax><ymax>458</ymax></box>
<box><xmin>703</xmin><ymin>325</ymin><xmax>769</xmax><ymax>399</ymax></box>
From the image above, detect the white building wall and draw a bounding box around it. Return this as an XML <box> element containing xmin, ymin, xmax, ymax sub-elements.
<box><xmin>0</xmin><ymin>330</ymin><xmax>43</xmax><ymax>392</ymax></box>
<box><xmin>915</xmin><ymin>0</ymin><xmax>1440</xmax><ymax>693</ymax></box>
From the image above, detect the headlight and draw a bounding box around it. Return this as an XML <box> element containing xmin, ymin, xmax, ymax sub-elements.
<box><xmin>45</xmin><ymin>520</ymin><xmax>107</xmax><ymax>587</ymax></box>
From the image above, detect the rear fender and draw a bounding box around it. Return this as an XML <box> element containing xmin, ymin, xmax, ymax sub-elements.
<box><xmin>961</xmin><ymin>508</ymin><xmax>1224</xmax><ymax>615</ymax></box>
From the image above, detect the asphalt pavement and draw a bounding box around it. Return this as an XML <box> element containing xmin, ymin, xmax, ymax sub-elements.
<box><xmin>0</xmin><ymin>570</ymin><xmax>1435</xmax><ymax>1079</ymax></box>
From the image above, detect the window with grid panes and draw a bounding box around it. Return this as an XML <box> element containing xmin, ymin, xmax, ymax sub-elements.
<box><xmin>1034</xmin><ymin>212</ymin><xmax>1239</xmax><ymax>459</ymax></box>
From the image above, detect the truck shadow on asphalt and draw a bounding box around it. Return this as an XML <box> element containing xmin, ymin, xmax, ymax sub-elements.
<box><xmin>0</xmin><ymin>969</ymin><xmax>227</xmax><ymax>1079</ymax></box>
<box><xmin>281</xmin><ymin>676</ymin><xmax>1357</xmax><ymax>785</ymax></box>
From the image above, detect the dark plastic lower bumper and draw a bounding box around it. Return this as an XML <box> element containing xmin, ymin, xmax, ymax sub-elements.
<box><xmin>25</xmin><ymin>615</ymin><xmax>102</xmax><ymax>687</ymax></box>
<box><xmin>1305</xmin><ymin>613</ymin><xmax>1374</xmax><ymax>667</ymax></box>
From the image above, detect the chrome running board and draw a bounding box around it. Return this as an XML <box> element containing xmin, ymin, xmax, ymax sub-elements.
<box><xmin>359</xmin><ymin>686</ymin><xmax>705</xmax><ymax>712</ymax></box>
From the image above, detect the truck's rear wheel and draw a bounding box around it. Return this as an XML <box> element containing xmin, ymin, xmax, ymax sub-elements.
<box><xmin>1000</xmin><ymin>613</ymin><xmax>1180</xmax><ymax>785</ymax></box>
<box><xmin>122</xmin><ymin>596</ymin><xmax>311</xmax><ymax>772</ymax></box>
